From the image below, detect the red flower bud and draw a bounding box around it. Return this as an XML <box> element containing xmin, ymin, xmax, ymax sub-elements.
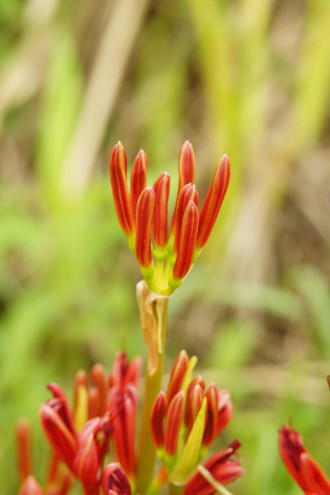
<box><xmin>185</xmin><ymin>441</ymin><xmax>243</xmax><ymax>495</ymax></box>
<box><xmin>203</xmin><ymin>385</ymin><xmax>232</xmax><ymax>446</ymax></box>
<box><xmin>166</xmin><ymin>350</ymin><xmax>189</xmax><ymax>403</ymax></box>
<box><xmin>16</xmin><ymin>419</ymin><xmax>32</xmax><ymax>482</ymax></box>
<box><xmin>150</xmin><ymin>391</ymin><xmax>167</xmax><ymax>448</ymax></box>
<box><xmin>173</xmin><ymin>201</ymin><xmax>199</xmax><ymax>280</ymax></box>
<box><xmin>216</xmin><ymin>390</ymin><xmax>233</xmax><ymax>436</ymax></box>
<box><xmin>109</xmin><ymin>142</ymin><xmax>135</xmax><ymax>236</ymax></box>
<box><xmin>135</xmin><ymin>187</ymin><xmax>155</xmax><ymax>268</ymax></box>
<box><xmin>130</xmin><ymin>150</ymin><xmax>148</xmax><ymax>219</ymax></box>
<box><xmin>40</xmin><ymin>386</ymin><xmax>78</xmax><ymax>473</ymax></box>
<box><xmin>90</xmin><ymin>364</ymin><xmax>108</xmax><ymax>416</ymax></box>
<box><xmin>153</xmin><ymin>173</ymin><xmax>171</xmax><ymax>248</ymax></box>
<box><xmin>173</xmin><ymin>184</ymin><xmax>199</xmax><ymax>253</ymax></box>
<box><xmin>279</xmin><ymin>425</ymin><xmax>330</xmax><ymax>494</ymax></box>
<box><xmin>179</xmin><ymin>141</ymin><xmax>196</xmax><ymax>190</ymax></box>
<box><xmin>101</xmin><ymin>463</ymin><xmax>131</xmax><ymax>495</ymax></box>
<box><xmin>171</xmin><ymin>141</ymin><xmax>196</xmax><ymax>233</ymax></box>
<box><xmin>164</xmin><ymin>391</ymin><xmax>184</xmax><ymax>456</ymax></box>
<box><xmin>110</xmin><ymin>352</ymin><xmax>142</xmax><ymax>390</ymax></box>
<box><xmin>88</xmin><ymin>387</ymin><xmax>100</xmax><ymax>419</ymax></box>
<box><xmin>185</xmin><ymin>384</ymin><xmax>204</xmax><ymax>434</ymax></box>
<box><xmin>74</xmin><ymin>431</ymin><xmax>99</xmax><ymax>495</ymax></box>
<box><xmin>196</xmin><ymin>155</ymin><xmax>230</xmax><ymax>248</ymax></box>
<box><xmin>109</xmin><ymin>386</ymin><xmax>138</xmax><ymax>478</ymax></box>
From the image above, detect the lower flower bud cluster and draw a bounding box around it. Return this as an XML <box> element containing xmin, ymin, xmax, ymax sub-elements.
<box><xmin>16</xmin><ymin>351</ymin><xmax>242</xmax><ymax>495</ymax></box>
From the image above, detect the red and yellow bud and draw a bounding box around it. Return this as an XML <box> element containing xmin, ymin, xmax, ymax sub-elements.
<box><xmin>171</xmin><ymin>141</ymin><xmax>196</xmax><ymax>233</ymax></box>
<box><xmin>173</xmin><ymin>184</ymin><xmax>199</xmax><ymax>253</ymax></box>
<box><xmin>101</xmin><ymin>463</ymin><xmax>131</xmax><ymax>495</ymax></box>
<box><xmin>40</xmin><ymin>387</ymin><xmax>79</xmax><ymax>474</ymax></box>
<box><xmin>74</xmin><ymin>432</ymin><xmax>99</xmax><ymax>495</ymax></box>
<box><xmin>110</xmin><ymin>352</ymin><xmax>142</xmax><ymax>390</ymax></box>
<box><xmin>164</xmin><ymin>391</ymin><xmax>185</xmax><ymax>455</ymax></box>
<box><xmin>166</xmin><ymin>350</ymin><xmax>189</xmax><ymax>403</ymax></box>
<box><xmin>109</xmin><ymin>386</ymin><xmax>138</xmax><ymax>478</ymax></box>
<box><xmin>153</xmin><ymin>173</ymin><xmax>171</xmax><ymax>248</ymax></box>
<box><xmin>196</xmin><ymin>155</ymin><xmax>230</xmax><ymax>248</ymax></box>
<box><xmin>150</xmin><ymin>391</ymin><xmax>167</xmax><ymax>448</ymax></box>
<box><xmin>130</xmin><ymin>150</ymin><xmax>148</xmax><ymax>219</ymax></box>
<box><xmin>40</xmin><ymin>403</ymin><xmax>78</xmax><ymax>473</ymax></box>
<box><xmin>216</xmin><ymin>390</ymin><xmax>233</xmax><ymax>437</ymax></box>
<box><xmin>185</xmin><ymin>384</ymin><xmax>204</xmax><ymax>434</ymax></box>
<box><xmin>17</xmin><ymin>419</ymin><xmax>32</xmax><ymax>482</ymax></box>
<box><xmin>279</xmin><ymin>425</ymin><xmax>330</xmax><ymax>494</ymax></box>
<box><xmin>88</xmin><ymin>387</ymin><xmax>101</xmax><ymax>420</ymax></box>
<box><xmin>135</xmin><ymin>187</ymin><xmax>155</xmax><ymax>270</ymax></box>
<box><xmin>203</xmin><ymin>386</ymin><xmax>232</xmax><ymax>446</ymax></box>
<box><xmin>178</xmin><ymin>141</ymin><xmax>196</xmax><ymax>190</ymax></box>
<box><xmin>90</xmin><ymin>364</ymin><xmax>108</xmax><ymax>417</ymax></box>
<box><xmin>109</xmin><ymin>142</ymin><xmax>135</xmax><ymax>236</ymax></box>
<box><xmin>173</xmin><ymin>200</ymin><xmax>199</xmax><ymax>280</ymax></box>
<box><xmin>185</xmin><ymin>441</ymin><xmax>243</xmax><ymax>495</ymax></box>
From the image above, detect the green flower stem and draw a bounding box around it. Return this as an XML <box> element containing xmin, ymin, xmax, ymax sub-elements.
<box><xmin>169</xmin><ymin>484</ymin><xmax>184</xmax><ymax>495</ymax></box>
<box><xmin>136</xmin><ymin>281</ymin><xmax>169</xmax><ymax>494</ymax></box>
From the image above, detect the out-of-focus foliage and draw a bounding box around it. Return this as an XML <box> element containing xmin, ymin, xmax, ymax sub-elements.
<box><xmin>0</xmin><ymin>0</ymin><xmax>329</xmax><ymax>494</ymax></box>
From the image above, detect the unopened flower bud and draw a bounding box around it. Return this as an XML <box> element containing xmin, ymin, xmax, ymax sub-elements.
<box><xmin>109</xmin><ymin>142</ymin><xmax>134</xmax><ymax>236</ymax></box>
<box><xmin>166</xmin><ymin>350</ymin><xmax>189</xmax><ymax>403</ymax></box>
<box><xmin>196</xmin><ymin>155</ymin><xmax>230</xmax><ymax>248</ymax></box>
<box><xmin>153</xmin><ymin>173</ymin><xmax>171</xmax><ymax>249</ymax></box>
<box><xmin>130</xmin><ymin>150</ymin><xmax>148</xmax><ymax>219</ymax></box>
<box><xmin>171</xmin><ymin>141</ymin><xmax>196</xmax><ymax>233</ymax></box>
<box><xmin>101</xmin><ymin>463</ymin><xmax>131</xmax><ymax>495</ymax></box>
<box><xmin>164</xmin><ymin>391</ymin><xmax>184</xmax><ymax>456</ymax></box>
<box><xmin>75</xmin><ymin>432</ymin><xmax>99</xmax><ymax>495</ymax></box>
<box><xmin>135</xmin><ymin>187</ymin><xmax>155</xmax><ymax>271</ymax></box>
<box><xmin>172</xmin><ymin>201</ymin><xmax>199</xmax><ymax>280</ymax></box>
<box><xmin>16</xmin><ymin>419</ymin><xmax>32</xmax><ymax>482</ymax></box>
<box><xmin>150</xmin><ymin>391</ymin><xmax>167</xmax><ymax>448</ymax></box>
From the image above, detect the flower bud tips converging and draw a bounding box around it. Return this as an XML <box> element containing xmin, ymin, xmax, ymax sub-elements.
<box><xmin>109</xmin><ymin>141</ymin><xmax>230</xmax><ymax>295</ymax></box>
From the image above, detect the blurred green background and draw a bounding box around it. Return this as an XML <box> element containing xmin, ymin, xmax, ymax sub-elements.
<box><xmin>1</xmin><ymin>0</ymin><xmax>330</xmax><ymax>493</ymax></box>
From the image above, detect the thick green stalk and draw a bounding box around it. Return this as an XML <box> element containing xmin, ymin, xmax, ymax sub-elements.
<box><xmin>136</xmin><ymin>281</ymin><xmax>169</xmax><ymax>494</ymax></box>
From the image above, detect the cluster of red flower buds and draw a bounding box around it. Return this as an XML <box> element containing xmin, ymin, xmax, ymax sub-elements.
<box><xmin>16</xmin><ymin>351</ymin><xmax>242</xmax><ymax>495</ymax></box>
<box><xmin>109</xmin><ymin>141</ymin><xmax>230</xmax><ymax>295</ymax></box>
<box><xmin>16</xmin><ymin>353</ymin><xmax>140</xmax><ymax>495</ymax></box>
<box><xmin>150</xmin><ymin>351</ymin><xmax>243</xmax><ymax>492</ymax></box>
<box><xmin>279</xmin><ymin>425</ymin><xmax>330</xmax><ymax>495</ymax></box>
